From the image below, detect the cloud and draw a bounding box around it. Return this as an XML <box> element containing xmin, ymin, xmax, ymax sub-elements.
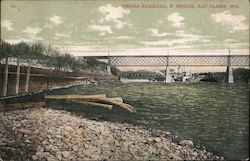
<box><xmin>176</xmin><ymin>30</ymin><xmax>185</xmax><ymax>34</ymax></box>
<box><xmin>148</xmin><ymin>28</ymin><xmax>172</xmax><ymax>37</ymax></box>
<box><xmin>55</xmin><ymin>33</ymin><xmax>70</xmax><ymax>37</ymax></box>
<box><xmin>168</xmin><ymin>12</ymin><xmax>184</xmax><ymax>28</ymax></box>
<box><xmin>1</xmin><ymin>20</ymin><xmax>14</xmax><ymax>31</ymax></box>
<box><xmin>116</xmin><ymin>36</ymin><xmax>134</xmax><ymax>40</ymax></box>
<box><xmin>99</xmin><ymin>32</ymin><xmax>107</xmax><ymax>36</ymax></box>
<box><xmin>98</xmin><ymin>4</ymin><xmax>130</xmax><ymax>29</ymax></box>
<box><xmin>56</xmin><ymin>45</ymin><xmax>100</xmax><ymax>56</ymax></box>
<box><xmin>98</xmin><ymin>4</ymin><xmax>129</xmax><ymax>22</ymax></box>
<box><xmin>50</xmin><ymin>16</ymin><xmax>62</xmax><ymax>25</ymax></box>
<box><xmin>141</xmin><ymin>37</ymin><xmax>200</xmax><ymax>46</ymax></box>
<box><xmin>115</xmin><ymin>21</ymin><xmax>128</xmax><ymax>29</ymax></box>
<box><xmin>22</xmin><ymin>26</ymin><xmax>42</xmax><ymax>35</ymax></box>
<box><xmin>175</xmin><ymin>33</ymin><xmax>202</xmax><ymax>38</ymax></box>
<box><xmin>5</xmin><ymin>36</ymin><xmax>43</xmax><ymax>44</ymax></box>
<box><xmin>224</xmin><ymin>43</ymin><xmax>249</xmax><ymax>49</ymax></box>
<box><xmin>22</xmin><ymin>26</ymin><xmax>43</xmax><ymax>42</ymax></box>
<box><xmin>224</xmin><ymin>39</ymin><xmax>238</xmax><ymax>42</ymax></box>
<box><xmin>5</xmin><ymin>38</ymin><xmax>31</xmax><ymax>44</ymax></box>
<box><xmin>169</xmin><ymin>45</ymin><xmax>193</xmax><ymax>49</ymax></box>
<box><xmin>89</xmin><ymin>25</ymin><xmax>112</xmax><ymax>34</ymax></box>
<box><xmin>173</xmin><ymin>31</ymin><xmax>212</xmax><ymax>43</ymax></box>
<box><xmin>43</xmin><ymin>23</ymin><xmax>53</xmax><ymax>29</ymax></box>
<box><xmin>211</xmin><ymin>11</ymin><xmax>248</xmax><ymax>32</ymax></box>
<box><xmin>148</xmin><ymin>28</ymin><xmax>159</xmax><ymax>35</ymax></box>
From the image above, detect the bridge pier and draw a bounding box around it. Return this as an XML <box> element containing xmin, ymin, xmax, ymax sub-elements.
<box><xmin>106</xmin><ymin>65</ymin><xmax>111</xmax><ymax>74</ymax></box>
<box><xmin>107</xmin><ymin>54</ymin><xmax>112</xmax><ymax>74</ymax></box>
<box><xmin>225</xmin><ymin>53</ymin><xmax>234</xmax><ymax>83</ymax></box>
<box><xmin>225</xmin><ymin>66</ymin><xmax>234</xmax><ymax>83</ymax></box>
<box><xmin>165</xmin><ymin>66</ymin><xmax>172</xmax><ymax>83</ymax></box>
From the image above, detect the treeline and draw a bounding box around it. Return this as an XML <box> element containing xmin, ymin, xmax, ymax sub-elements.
<box><xmin>0</xmin><ymin>39</ymin><xmax>86</xmax><ymax>72</ymax></box>
<box><xmin>121</xmin><ymin>70</ymin><xmax>164</xmax><ymax>79</ymax></box>
<box><xmin>233</xmin><ymin>68</ymin><xmax>249</xmax><ymax>83</ymax></box>
<box><xmin>200</xmin><ymin>68</ymin><xmax>250</xmax><ymax>83</ymax></box>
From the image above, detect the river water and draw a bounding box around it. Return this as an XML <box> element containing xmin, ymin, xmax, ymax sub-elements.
<box><xmin>48</xmin><ymin>82</ymin><xmax>249</xmax><ymax>160</ymax></box>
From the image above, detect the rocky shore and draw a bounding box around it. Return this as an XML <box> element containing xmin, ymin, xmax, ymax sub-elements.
<box><xmin>0</xmin><ymin>107</ymin><xmax>224</xmax><ymax>160</ymax></box>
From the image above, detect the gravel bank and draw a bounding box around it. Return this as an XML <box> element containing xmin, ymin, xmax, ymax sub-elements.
<box><xmin>0</xmin><ymin>108</ymin><xmax>224</xmax><ymax>160</ymax></box>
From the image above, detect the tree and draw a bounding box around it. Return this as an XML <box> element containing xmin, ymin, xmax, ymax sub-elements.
<box><xmin>29</xmin><ymin>43</ymin><xmax>46</xmax><ymax>59</ymax></box>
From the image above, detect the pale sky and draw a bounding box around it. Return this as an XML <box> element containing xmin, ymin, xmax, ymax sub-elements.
<box><xmin>1</xmin><ymin>0</ymin><xmax>249</xmax><ymax>56</ymax></box>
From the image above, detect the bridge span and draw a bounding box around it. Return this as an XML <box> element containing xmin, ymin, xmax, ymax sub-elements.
<box><xmin>79</xmin><ymin>54</ymin><xmax>249</xmax><ymax>83</ymax></box>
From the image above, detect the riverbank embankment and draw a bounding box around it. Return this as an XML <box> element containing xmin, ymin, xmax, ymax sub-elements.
<box><xmin>0</xmin><ymin>107</ymin><xmax>224</xmax><ymax>160</ymax></box>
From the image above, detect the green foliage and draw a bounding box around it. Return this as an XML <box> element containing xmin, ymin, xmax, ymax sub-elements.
<box><xmin>0</xmin><ymin>40</ymin><xmax>89</xmax><ymax>72</ymax></box>
<box><xmin>200</xmin><ymin>69</ymin><xmax>250</xmax><ymax>83</ymax></box>
<box><xmin>13</xmin><ymin>42</ymin><xmax>29</xmax><ymax>58</ymax></box>
<box><xmin>111</xmin><ymin>66</ymin><xmax>121</xmax><ymax>76</ymax></box>
<box><xmin>84</xmin><ymin>59</ymin><xmax>107</xmax><ymax>72</ymax></box>
<box><xmin>121</xmin><ymin>70</ymin><xmax>164</xmax><ymax>79</ymax></box>
<box><xmin>0</xmin><ymin>39</ymin><xmax>13</xmax><ymax>58</ymax></box>
<box><xmin>200</xmin><ymin>73</ymin><xmax>222</xmax><ymax>82</ymax></box>
<box><xmin>233</xmin><ymin>68</ymin><xmax>250</xmax><ymax>83</ymax></box>
<box><xmin>0</xmin><ymin>40</ymin><xmax>121</xmax><ymax>73</ymax></box>
<box><xmin>29</xmin><ymin>43</ymin><xmax>46</xmax><ymax>59</ymax></box>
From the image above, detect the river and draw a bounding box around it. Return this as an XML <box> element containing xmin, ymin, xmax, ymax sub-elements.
<box><xmin>48</xmin><ymin>82</ymin><xmax>249</xmax><ymax>160</ymax></box>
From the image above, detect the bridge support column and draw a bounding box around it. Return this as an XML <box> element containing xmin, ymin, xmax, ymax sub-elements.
<box><xmin>106</xmin><ymin>65</ymin><xmax>111</xmax><ymax>74</ymax></box>
<box><xmin>165</xmin><ymin>66</ymin><xmax>172</xmax><ymax>83</ymax></box>
<box><xmin>225</xmin><ymin>66</ymin><xmax>234</xmax><ymax>83</ymax></box>
<box><xmin>225</xmin><ymin>53</ymin><xmax>234</xmax><ymax>83</ymax></box>
<box><xmin>107</xmin><ymin>53</ymin><xmax>112</xmax><ymax>74</ymax></box>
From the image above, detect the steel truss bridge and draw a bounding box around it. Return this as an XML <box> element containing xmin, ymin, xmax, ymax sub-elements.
<box><xmin>108</xmin><ymin>55</ymin><xmax>249</xmax><ymax>67</ymax></box>
<box><xmin>80</xmin><ymin>54</ymin><xmax>249</xmax><ymax>83</ymax></box>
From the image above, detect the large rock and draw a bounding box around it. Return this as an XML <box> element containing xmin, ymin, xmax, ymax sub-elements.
<box><xmin>72</xmin><ymin>145</ymin><xmax>79</xmax><ymax>152</ymax></box>
<box><xmin>122</xmin><ymin>141</ymin><xmax>133</xmax><ymax>149</ymax></box>
<box><xmin>56</xmin><ymin>152</ymin><xmax>62</xmax><ymax>160</ymax></box>
<box><xmin>31</xmin><ymin>155</ymin><xmax>38</xmax><ymax>160</ymax></box>
<box><xmin>178</xmin><ymin>139</ymin><xmax>194</xmax><ymax>147</ymax></box>
<box><xmin>62</xmin><ymin>151</ymin><xmax>71</xmax><ymax>158</ymax></box>
<box><xmin>154</xmin><ymin>137</ymin><xmax>161</xmax><ymax>143</ymax></box>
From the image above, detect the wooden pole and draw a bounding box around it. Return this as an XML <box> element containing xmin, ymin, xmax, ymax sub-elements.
<box><xmin>45</xmin><ymin>94</ymin><xmax>136</xmax><ymax>113</ymax></box>
<box><xmin>3</xmin><ymin>57</ymin><xmax>8</xmax><ymax>97</ymax></box>
<box><xmin>109</xmin><ymin>97</ymin><xmax>123</xmax><ymax>103</ymax></box>
<box><xmin>67</xmin><ymin>100</ymin><xmax>113</xmax><ymax>110</ymax></box>
<box><xmin>15</xmin><ymin>58</ymin><xmax>20</xmax><ymax>95</ymax></box>
<box><xmin>97</xmin><ymin>97</ymin><xmax>135</xmax><ymax>112</ymax></box>
<box><xmin>25</xmin><ymin>59</ymin><xmax>31</xmax><ymax>93</ymax></box>
<box><xmin>45</xmin><ymin>94</ymin><xmax>107</xmax><ymax>100</ymax></box>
